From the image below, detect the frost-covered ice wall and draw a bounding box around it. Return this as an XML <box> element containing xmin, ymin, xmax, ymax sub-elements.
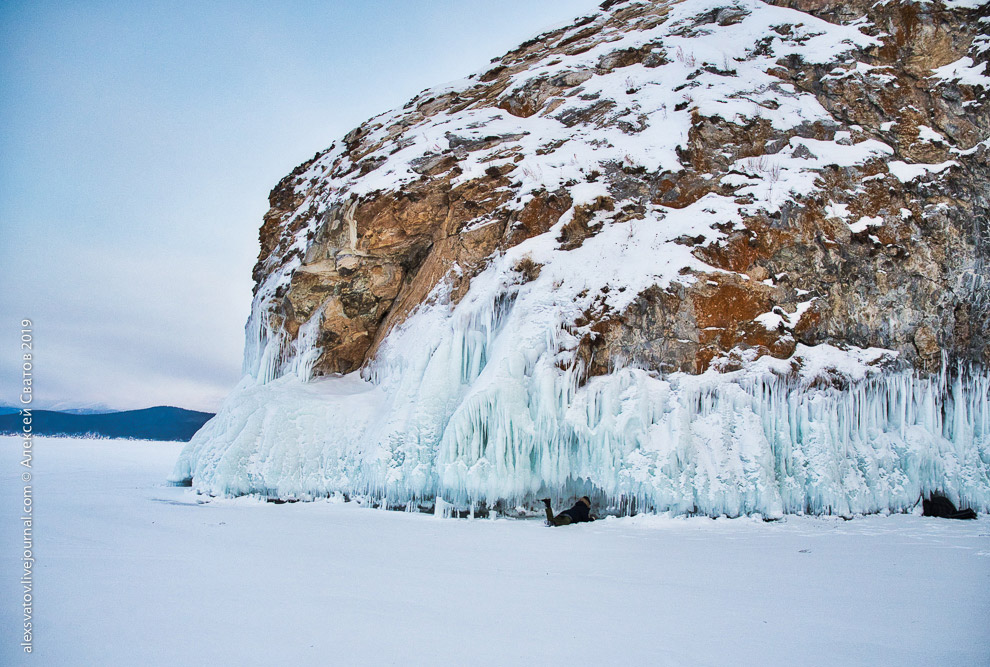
<box><xmin>173</xmin><ymin>267</ymin><xmax>990</xmax><ymax>516</ymax></box>
<box><xmin>172</xmin><ymin>360</ymin><xmax>990</xmax><ymax>516</ymax></box>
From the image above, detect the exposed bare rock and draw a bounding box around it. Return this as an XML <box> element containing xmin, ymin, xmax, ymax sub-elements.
<box><xmin>247</xmin><ymin>0</ymin><xmax>989</xmax><ymax>385</ymax></box>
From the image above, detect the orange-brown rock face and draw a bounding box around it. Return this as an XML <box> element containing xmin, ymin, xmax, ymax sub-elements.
<box><xmin>176</xmin><ymin>0</ymin><xmax>990</xmax><ymax>519</ymax></box>
<box><xmin>246</xmin><ymin>0</ymin><xmax>989</xmax><ymax>385</ymax></box>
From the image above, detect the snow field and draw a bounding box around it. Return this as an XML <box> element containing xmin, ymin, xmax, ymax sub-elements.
<box><xmin>3</xmin><ymin>437</ymin><xmax>988</xmax><ymax>666</ymax></box>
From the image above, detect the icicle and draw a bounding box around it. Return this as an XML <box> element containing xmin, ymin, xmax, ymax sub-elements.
<box><xmin>176</xmin><ymin>254</ymin><xmax>990</xmax><ymax>517</ymax></box>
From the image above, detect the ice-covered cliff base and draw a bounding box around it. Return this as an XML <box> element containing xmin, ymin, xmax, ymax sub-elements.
<box><xmin>172</xmin><ymin>345</ymin><xmax>989</xmax><ymax>517</ymax></box>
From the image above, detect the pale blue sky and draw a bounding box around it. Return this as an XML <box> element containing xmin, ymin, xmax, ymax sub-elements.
<box><xmin>0</xmin><ymin>0</ymin><xmax>601</xmax><ymax>411</ymax></box>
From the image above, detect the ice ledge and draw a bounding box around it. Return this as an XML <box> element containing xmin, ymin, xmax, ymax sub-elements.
<box><xmin>172</xmin><ymin>345</ymin><xmax>989</xmax><ymax>518</ymax></box>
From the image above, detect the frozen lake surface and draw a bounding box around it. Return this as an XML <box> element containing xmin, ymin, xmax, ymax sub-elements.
<box><xmin>2</xmin><ymin>437</ymin><xmax>988</xmax><ymax>666</ymax></box>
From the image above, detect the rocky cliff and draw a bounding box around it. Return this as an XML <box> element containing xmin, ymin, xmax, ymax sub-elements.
<box><xmin>174</xmin><ymin>0</ymin><xmax>990</xmax><ymax>517</ymax></box>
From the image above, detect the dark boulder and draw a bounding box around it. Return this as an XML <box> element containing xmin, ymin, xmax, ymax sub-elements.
<box><xmin>922</xmin><ymin>494</ymin><xmax>977</xmax><ymax>520</ymax></box>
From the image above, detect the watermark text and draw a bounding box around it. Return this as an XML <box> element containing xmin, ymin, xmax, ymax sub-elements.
<box><xmin>19</xmin><ymin>319</ymin><xmax>34</xmax><ymax>653</ymax></box>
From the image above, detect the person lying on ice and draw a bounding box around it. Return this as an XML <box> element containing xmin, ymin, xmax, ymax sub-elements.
<box><xmin>541</xmin><ymin>496</ymin><xmax>594</xmax><ymax>526</ymax></box>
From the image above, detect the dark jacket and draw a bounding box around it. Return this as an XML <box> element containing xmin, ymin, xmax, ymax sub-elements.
<box><xmin>559</xmin><ymin>500</ymin><xmax>593</xmax><ymax>523</ymax></box>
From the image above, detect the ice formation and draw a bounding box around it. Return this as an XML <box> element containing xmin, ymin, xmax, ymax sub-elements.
<box><xmin>172</xmin><ymin>0</ymin><xmax>990</xmax><ymax>516</ymax></box>
<box><xmin>175</xmin><ymin>256</ymin><xmax>990</xmax><ymax>516</ymax></box>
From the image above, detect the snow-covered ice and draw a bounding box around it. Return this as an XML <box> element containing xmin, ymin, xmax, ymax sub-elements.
<box><xmin>4</xmin><ymin>437</ymin><xmax>989</xmax><ymax>666</ymax></box>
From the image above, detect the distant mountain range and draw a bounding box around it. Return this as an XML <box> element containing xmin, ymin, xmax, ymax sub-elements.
<box><xmin>0</xmin><ymin>406</ymin><xmax>214</xmax><ymax>442</ymax></box>
<box><xmin>1</xmin><ymin>400</ymin><xmax>119</xmax><ymax>415</ymax></box>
